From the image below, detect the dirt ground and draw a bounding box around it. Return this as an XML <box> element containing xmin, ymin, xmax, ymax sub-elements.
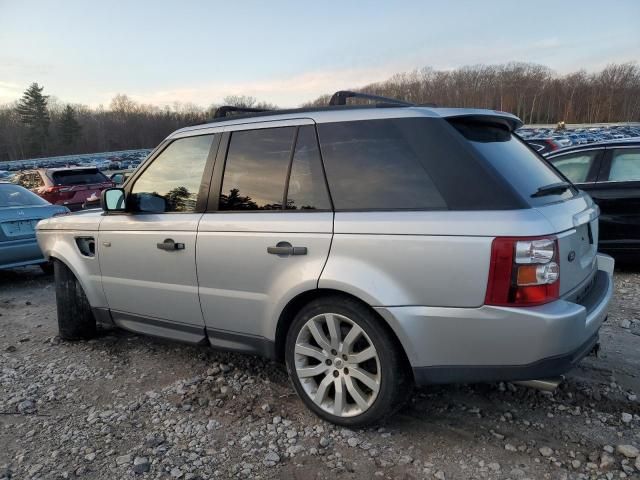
<box><xmin>1</xmin><ymin>266</ymin><xmax>639</xmax><ymax>480</ymax></box>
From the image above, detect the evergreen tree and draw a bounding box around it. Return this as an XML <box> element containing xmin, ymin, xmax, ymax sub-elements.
<box><xmin>16</xmin><ymin>83</ymin><xmax>50</xmax><ymax>155</ymax></box>
<box><xmin>59</xmin><ymin>105</ymin><xmax>82</xmax><ymax>147</ymax></box>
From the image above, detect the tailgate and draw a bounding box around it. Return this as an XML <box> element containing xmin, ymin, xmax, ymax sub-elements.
<box><xmin>535</xmin><ymin>192</ymin><xmax>599</xmax><ymax>295</ymax></box>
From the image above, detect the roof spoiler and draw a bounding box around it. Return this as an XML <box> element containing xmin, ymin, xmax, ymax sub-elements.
<box><xmin>444</xmin><ymin>112</ymin><xmax>523</xmax><ymax>132</ymax></box>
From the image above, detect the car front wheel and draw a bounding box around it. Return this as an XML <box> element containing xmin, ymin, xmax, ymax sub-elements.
<box><xmin>285</xmin><ymin>296</ymin><xmax>411</xmax><ymax>427</ymax></box>
<box><xmin>54</xmin><ymin>260</ymin><xmax>97</xmax><ymax>340</ymax></box>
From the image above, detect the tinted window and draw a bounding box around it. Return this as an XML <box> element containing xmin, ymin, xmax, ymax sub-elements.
<box><xmin>318</xmin><ymin>118</ymin><xmax>522</xmax><ymax>211</ymax></box>
<box><xmin>548</xmin><ymin>151</ymin><xmax>598</xmax><ymax>183</ymax></box>
<box><xmin>608</xmin><ymin>149</ymin><xmax>640</xmax><ymax>181</ymax></box>
<box><xmin>0</xmin><ymin>184</ymin><xmax>49</xmax><ymax>207</ymax></box>
<box><xmin>52</xmin><ymin>169</ymin><xmax>108</xmax><ymax>186</ymax></box>
<box><xmin>286</xmin><ymin>126</ymin><xmax>331</xmax><ymax>210</ymax></box>
<box><xmin>453</xmin><ymin>122</ymin><xmax>574</xmax><ymax>206</ymax></box>
<box><xmin>131</xmin><ymin>135</ymin><xmax>214</xmax><ymax>213</ymax></box>
<box><xmin>220</xmin><ymin>127</ymin><xmax>295</xmax><ymax>210</ymax></box>
<box><xmin>317</xmin><ymin>120</ymin><xmax>447</xmax><ymax>210</ymax></box>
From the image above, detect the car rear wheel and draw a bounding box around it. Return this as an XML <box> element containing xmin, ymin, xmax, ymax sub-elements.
<box><xmin>54</xmin><ymin>259</ymin><xmax>97</xmax><ymax>340</ymax></box>
<box><xmin>285</xmin><ymin>296</ymin><xmax>411</xmax><ymax>427</ymax></box>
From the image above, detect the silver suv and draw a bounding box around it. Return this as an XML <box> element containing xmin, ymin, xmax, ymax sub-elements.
<box><xmin>36</xmin><ymin>92</ymin><xmax>614</xmax><ymax>426</ymax></box>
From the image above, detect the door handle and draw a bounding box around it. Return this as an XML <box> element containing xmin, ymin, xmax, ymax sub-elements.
<box><xmin>157</xmin><ymin>238</ymin><xmax>185</xmax><ymax>251</ymax></box>
<box><xmin>267</xmin><ymin>241</ymin><xmax>307</xmax><ymax>256</ymax></box>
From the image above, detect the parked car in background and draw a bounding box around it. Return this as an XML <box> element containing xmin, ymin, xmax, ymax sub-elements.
<box><xmin>13</xmin><ymin>167</ymin><xmax>114</xmax><ymax>211</ymax></box>
<box><xmin>525</xmin><ymin>137</ymin><xmax>562</xmax><ymax>155</ymax></box>
<box><xmin>0</xmin><ymin>183</ymin><xmax>69</xmax><ymax>271</ymax></box>
<box><xmin>547</xmin><ymin>139</ymin><xmax>640</xmax><ymax>262</ymax></box>
<box><xmin>37</xmin><ymin>92</ymin><xmax>613</xmax><ymax>426</ymax></box>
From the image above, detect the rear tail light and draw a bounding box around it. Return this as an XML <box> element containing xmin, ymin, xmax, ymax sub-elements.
<box><xmin>485</xmin><ymin>236</ymin><xmax>560</xmax><ymax>306</ymax></box>
<box><xmin>42</xmin><ymin>186</ymin><xmax>75</xmax><ymax>199</ymax></box>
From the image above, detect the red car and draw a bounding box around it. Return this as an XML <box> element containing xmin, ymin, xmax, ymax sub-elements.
<box><xmin>13</xmin><ymin>167</ymin><xmax>114</xmax><ymax>211</ymax></box>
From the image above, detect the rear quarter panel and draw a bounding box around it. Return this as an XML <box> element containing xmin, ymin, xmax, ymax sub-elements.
<box><xmin>319</xmin><ymin>210</ymin><xmax>556</xmax><ymax>307</ymax></box>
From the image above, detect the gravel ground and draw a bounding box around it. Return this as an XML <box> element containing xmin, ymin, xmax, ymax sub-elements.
<box><xmin>1</xmin><ymin>267</ymin><xmax>639</xmax><ymax>480</ymax></box>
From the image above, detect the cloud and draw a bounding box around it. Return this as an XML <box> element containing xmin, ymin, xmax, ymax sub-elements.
<box><xmin>0</xmin><ymin>81</ymin><xmax>24</xmax><ymax>105</ymax></box>
<box><xmin>99</xmin><ymin>65</ymin><xmax>404</xmax><ymax>109</ymax></box>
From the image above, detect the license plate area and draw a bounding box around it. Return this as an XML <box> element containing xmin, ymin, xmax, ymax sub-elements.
<box><xmin>1</xmin><ymin>220</ymin><xmax>38</xmax><ymax>236</ymax></box>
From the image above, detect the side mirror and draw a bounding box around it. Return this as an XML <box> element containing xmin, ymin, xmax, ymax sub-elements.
<box><xmin>110</xmin><ymin>173</ymin><xmax>126</xmax><ymax>185</ymax></box>
<box><xmin>102</xmin><ymin>188</ymin><xmax>126</xmax><ymax>212</ymax></box>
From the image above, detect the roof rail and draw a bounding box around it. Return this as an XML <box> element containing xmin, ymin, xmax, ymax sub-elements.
<box><xmin>213</xmin><ymin>105</ymin><xmax>273</xmax><ymax>119</ymax></box>
<box><xmin>328</xmin><ymin>90</ymin><xmax>414</xmax><ymax>107</ymax></box>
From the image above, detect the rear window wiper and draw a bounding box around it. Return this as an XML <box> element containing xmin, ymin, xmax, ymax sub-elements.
<box><xmin>531</xmin><ymin>181</ymin><xmax>572</xmax><ymax>198</ymax></box>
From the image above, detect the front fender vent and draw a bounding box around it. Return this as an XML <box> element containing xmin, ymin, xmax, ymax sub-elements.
<box><xmin>75</xmin><ymin>237</ymin><xmax>95</xmax><ymax>257</ymax></box>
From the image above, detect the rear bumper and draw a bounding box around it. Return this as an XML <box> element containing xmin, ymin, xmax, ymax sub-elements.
<box><xmin>0</xmin><ymin>237</ymin><xmax>45</xmax><ymax>269</ymax></box>
<box><xmin>376</xmin><ymin>253</ymin><xmax>614</xmax><ymax>385</ymax></box>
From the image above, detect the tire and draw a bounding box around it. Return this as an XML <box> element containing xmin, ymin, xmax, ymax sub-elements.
<box><xmin>53</xmin><ymin>260</ymin><xmax>97</xmax><ymax>340</ymax></box>
<box><xmin>285</xmin><ymin>295</ymin><xmax>411</xmax><ymax>427</ymax></box>
<box><xmin>40</xmin><ymin>261</ymin><xmax>54</xmax><ymax>275</ymax></box>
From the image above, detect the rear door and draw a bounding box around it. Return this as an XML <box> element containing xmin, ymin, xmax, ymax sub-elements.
<box><xmin>588</xmin><ymin>146</ymin><xmax>640</xmax><ymax>255</ymax></box>
<box><xmin>98</xmin><ymin>133</ymin><xmax>219</xmax><ymax>338</ymax></box>
<box><xmin>197</xmin><ymin>121</ymin><xmax>333</xmax><ymax>351</ymax></box>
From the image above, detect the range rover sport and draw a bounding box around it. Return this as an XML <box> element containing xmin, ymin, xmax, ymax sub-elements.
<box><xmin>36</xmin><ymin>91</ymin><xmax>614</xmax><ymax>426</ymax></box>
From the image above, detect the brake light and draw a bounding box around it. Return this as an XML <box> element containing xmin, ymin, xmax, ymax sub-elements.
<box><xmin>42</xmin><ymin>186</ymin><xmax>74</xmax><ymax>200</ymax></box>
<box><xmin>485</xmin><ymin>236</ymin><xmax>560</xmax><ymax>306</ymax></box>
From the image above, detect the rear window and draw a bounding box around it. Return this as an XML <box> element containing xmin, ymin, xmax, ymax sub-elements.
<box><xmin>317</xmin><ymin>118</ymin><xmax>521</xmax><ymax>211</ymax></box>
<box><xmin>51</xmin><ymin>169</ymin><xmax>108</xmax><ymax>186</ymax></box>
<box><xmin>452</xmin><ymin>121</ymin><xmax>575</xmax><ymax>206</ymax></box>
<box><xmin>0</xmin><ymin>184</ymin><xmax>49</xmax><ymax>207</ymax></box>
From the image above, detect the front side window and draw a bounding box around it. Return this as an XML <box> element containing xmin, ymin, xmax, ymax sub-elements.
<box><xmin>286</xmin><ymin>126</ymin><xmax>331</xmax><ymax>210</ymax></box>
<box><xmin>608</xmin><ymin>148</ymin><xmax>640</xmax><ymax>182</ymax></box>
<box><xmin>219</xmin><ymin>127</ymin><xmax>295</xmax><ymax>210</ymax></box>
<box><xmin>130</xmin><ymin>135</ymin><xmax>214</xmax><ymax>213</ymax></box>
<box><xmin>548</xmin><ymin>151</ymin><xmax>598</xmax><ymax>183</ymax></box>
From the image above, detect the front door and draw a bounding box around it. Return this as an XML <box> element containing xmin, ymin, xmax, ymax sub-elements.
<box><xmin>197</xmin><ymin>122</ymin><xmax>334</xmax><ymax>352</ymax></box>
<box><xmin>99</xmin><ymin>133</ymin><xmax>219</xmax><ymax>339</ymax></box>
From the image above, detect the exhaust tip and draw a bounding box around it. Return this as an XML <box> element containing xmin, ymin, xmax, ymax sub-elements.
<box><xmin>513</xmin><ymin>377</ymin><xmax>563</xmax><ymax>392</ymax></box>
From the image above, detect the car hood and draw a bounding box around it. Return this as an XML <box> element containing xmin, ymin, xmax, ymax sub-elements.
<box><xmin>37</xmin><ymin>209</ymin><xmax>103</xmax><ymax>231</ymax></box>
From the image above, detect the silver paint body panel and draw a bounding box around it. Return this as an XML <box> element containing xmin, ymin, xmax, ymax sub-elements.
<box><xmin>35</xmin><ymin>106</ymin><xmax>614</xmax><ymax>380</ymax></box>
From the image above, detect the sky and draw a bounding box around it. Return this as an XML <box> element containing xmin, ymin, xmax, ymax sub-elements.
<box><xmin>1</xmin><ymin>0</ymin><xmax>639</xmax><ymax>109</ymax></box>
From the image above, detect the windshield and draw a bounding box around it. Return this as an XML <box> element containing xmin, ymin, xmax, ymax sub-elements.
<box><xmin>52</xmin><ymin>169</ymin><xmax>108</xmax><ymax>186</ymax></box>
<box><xmin>0</xmin><ymin>183</ymin><xmax>49</xmax><ymax>207</ymax></box>
<box><xmin>451</xmin><ymin>121</ymin><xmax>575</xmax><ymax>206</ymax></box>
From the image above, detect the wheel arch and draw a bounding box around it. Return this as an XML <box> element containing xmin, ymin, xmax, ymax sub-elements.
<box><xmin>44</xmin><ymin>242</ymin><xmax>107</xmax><ymax>308</ymax></box>
<box><xmin>274</xmin><ymin>288</ymin><xmax>412</xmax><ymax>373</ymax></box>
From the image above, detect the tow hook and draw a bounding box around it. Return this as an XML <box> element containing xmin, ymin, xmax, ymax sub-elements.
<box><xmin>589</xmin><ymin>342</ymin><xmax>601</xmax><ymax>358</ymax></box>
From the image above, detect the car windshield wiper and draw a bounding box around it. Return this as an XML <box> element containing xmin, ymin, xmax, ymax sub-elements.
<box><xmin>531</xmin><ymin>181</ymin><xmax>572</xmax><ymax>198</ymax></box>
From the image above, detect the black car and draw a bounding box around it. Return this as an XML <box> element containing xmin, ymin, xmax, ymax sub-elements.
<box><xmin>547</xmin><ymin>139</ymin><xmax>640</xmax><ymax>262</ymax></box>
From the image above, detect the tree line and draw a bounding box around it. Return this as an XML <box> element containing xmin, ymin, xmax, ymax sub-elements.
<box><xmin>307</xmin><ymin>62</ymin><xmax>640</xmax><ymax>126</ymax></box>
<box><xmin>1</xmin><ymin>62</ymin><xmax>639</xmax><ymax>161</ymax></box>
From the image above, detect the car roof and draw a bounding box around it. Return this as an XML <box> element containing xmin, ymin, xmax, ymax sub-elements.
<box><xmin>169</xmin><ymin>105</ymin><xmax>523</xmax><ymax>139</ymax></box>
<box><xmin>547</xmin><ymin>138</ymin><xmax>640</xmax><ymax>157</ymax></box>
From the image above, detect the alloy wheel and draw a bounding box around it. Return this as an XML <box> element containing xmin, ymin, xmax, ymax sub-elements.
<box><xmin>293</xmin><ymin>312</ymin><xmax>381</xmax><ymax>417</ymax></box>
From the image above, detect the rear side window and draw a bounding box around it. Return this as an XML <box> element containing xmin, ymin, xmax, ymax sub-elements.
<box><xmin>220</xmin><ymin>127</ymin><xmax>295</xmax><ymax>210</ymax></box>
<box><xmin>452</xmin><ymin>122</ymin><xmax>574</xmax><ymax>206</ymax></box>
<box><xmin>286</xmin><ymin>126</ymin><xmax>331</xmax><ymax>210</ymax></box>
<box><xmin>548</xmin><ymin>151</ymin><xmax>599</xmax><ymax>183</ymax></box>
<box><xmin>608</xmin><ymin>148</ymin><xmax>640</xmax><ymax>181</ymax></box>
<box><xmin>52</xmin><ymin>169</ymin><xmax>108</xmax><ymax>186</ymax></box>
<box><xmin>317</xmin><ymin>118</ymin><xmax>519</xmax><ymax>211</ymax></box>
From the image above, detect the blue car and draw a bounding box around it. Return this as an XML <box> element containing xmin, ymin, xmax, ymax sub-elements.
<box><xmin>0</xmin><ymin>183</ymin><xmax>69</xmax><ymax>271</ymax></box>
